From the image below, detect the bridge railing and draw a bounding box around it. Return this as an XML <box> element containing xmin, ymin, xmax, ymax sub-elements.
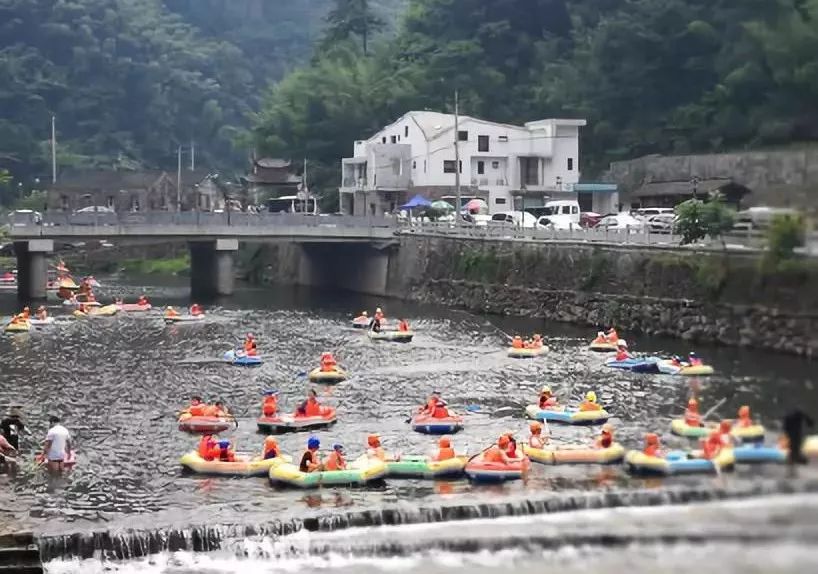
<box><xmin>18</xmin><ymin>211</ymin><xmax>398</xmax><ymax>230</ymax></box>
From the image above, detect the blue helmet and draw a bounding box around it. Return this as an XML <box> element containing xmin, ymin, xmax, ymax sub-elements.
<box><xmin>332</xmin><ymin>443</ymin><xmax>344</xmax><ymax>451</ymax></box>
<box><xmin>263</xmin><ymin>389</ymin><xmax>279</xmax><ymax>396</ymax></box>
<box><xmin>308</xmin><ymin>437</ymin><xmax>320</xmax><ymax>449</ymax></box>
<box><xmin>218</xmin><ymin>440</ymin><xmax>230</xmax><ymax>448</ymax></box>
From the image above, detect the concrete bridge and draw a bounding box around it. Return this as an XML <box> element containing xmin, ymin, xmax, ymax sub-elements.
<box><xmin>9</xmin><ymin>213</ymin><xmax>398</xmax><ymax>299</ymax></box>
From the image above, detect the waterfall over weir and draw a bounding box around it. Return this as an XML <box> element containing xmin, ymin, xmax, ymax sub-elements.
<box><xmin>38</xmin><ymin>477</ymin><xmax>818</xmax><ymax>562</ymax></box>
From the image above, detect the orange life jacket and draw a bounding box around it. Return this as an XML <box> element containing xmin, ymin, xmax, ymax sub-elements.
<box><xmin>262</xmin><ymin>397</ymin><xmax>277</xmax><ymax>417</ymax></box>
<box><xmin>644</xmin><ymin>444</ymin><xmax>660</xmax><ymax>457</ymax></box>
<box><xmin>198</xmin><ymin>436</ymin><xmax>213</xmax><ymax>458</ymax></box>
<box><xmin>615</xmin><ymin>350</ymin><xmax>631</xmax><ymax>361</ymax></box>
<box><xmin>579</xmin><ymin>401</ymin><xmax>601</xmax><ymax>412</ymax></box>
<box><xmin>189</xmin><ymin>404</ymin><xmax>206</xmax><ymax>417</ymax></box>
<box><xmin>324</xmin><ymin>451</ymin><xmax>346</xmax><ymax>471</ymax></box>
<box><xmin>484</xmin><ymin>447</ymin><xmax>505</xmax><ymax>463</ymax></box>
<box><xmin>432</xmin><ymin>405</ymin><xmax>449</xmax><ymax>419</ymax></box>
<box><xmin>597</xmin><ymin>434</ymin><xmax>613</xmax><ymax>449</ymax></box>
<box><xmin>702</xmin><ymin>436</ymin><xmax>722</xmax><ymax>460</ymax></box>
<box><xmin>435</xmin><ymin>447</ymin><xmax>456</xmax><ymax>461</ymax></box>
<box><xmin>304</xmin><ymin>399</ymin><xmax>321</xmax><ymax>417</ymax></box>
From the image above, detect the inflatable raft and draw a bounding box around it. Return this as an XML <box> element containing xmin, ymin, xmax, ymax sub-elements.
<box><xmin>269</xmin><ymin>457</ymin><xmax>387</xmax><ymax>488</ymax></box>
<box><xmin>525</xmin><ymin>404</ymin><xmax>610</xmax><ymax>425</ymax></box>
<box><xmin>367</xmin><ymin>330</ymin><xmax>413</xmax><ymax>343</ymax></box>
<box><xmin>178</xmin><ymin>413</ymin><xmax>234</xmax><ymax>433</ymax></box>
<box><xmin>804</xmin><ymin>435</ymin><xmax>818</xmax><ymax>460</ymax></box>
<box><xmin>308</xmin><ymin>367</ymin><xmax>347</xmax><ymax>384</ymax></box>
<box><xmin>465</xmin><ymin>450</ymin><xmax>531</xmax><ymax>482</ymax></box>
<box><xmin>385</xmin><ymin>455</ymin><xmax>468</xmax><ymax>479</ymax></box>
<box><xmin>224</xmin><ymin>350</ymin><xmax>263</xmax><ymax>367</ymax></box>
<box><xmin>605</xmin><ymin>357</ymin><xmax>661</xmax><ymax>371</ymax></box>
<box><xmin>256</xmin><ymin>407</ymin><xmax>337</xmax><ymax>434</ymax></box>
<box><xmin>352</xmin><ymin>317</ymin><xmax>371</xmax><ymax>329</ymax></box>
<box><xmin>410</xmin><ymin>413</ymin><xmax>464</xmax><ymax>435</ymax></box>
<box><xmin>74</xmin><ymin>304</ymin><xmax>118</xmax><ymax>318</ymax></box>
<box><xmin>523</xmin><ymin>443</ymin><xmax>625</xmax><ymax>465</ymax></box>
<box><xmin>588</xmin><ymin>340</ymin><xmax>617</xmax><ymax>352</ymax></box>
<box><xmin>730</xmin><ymin>444</ymin><xmax>786</xmax><ymax>464</ymax></box>
<box><xmin>625</xmin><ymin>448</ymin><xmax>734</xmax><ymax>476</ymax></box>
<box><xmin>4</xmin><ymin>321</ymin><xmax>30</xmax><ymax>333</ymax></box>
<box><xmin>180</xmin><ymin>451</ymin><xmax>292</xmax><ymax>476</ymax></box>
<box><xmin>657</xmin><ymin>360</ymin><xmax>715</xmax><ymax>376</ymax></box>
<box><xmin>165</xmin><ymin>314</ymin><xmax>205</xmax><ymax>324</ymax></box>
<box><xmin>117</xmin><ymin>303</ymin><xmax>152</xmax><ymax>312</ymax></box>
<box><xmin>63</xmin><ymin>299</ymin><xmax>101</xmax><ymax>307</ymax></box>
<box><xmin>29</xmin><ymin>317</ymin><xmax>56</xmax><ymax>327</ymax></box>
<box><xmin>507</xmin><ymin>346</ymin><xmax>548</xmax><ymax>359</ymax></box>
<box><xmin>670</xmin><ymin>419</ymin><xmax>765</xmax><ymax>442</ymax></box>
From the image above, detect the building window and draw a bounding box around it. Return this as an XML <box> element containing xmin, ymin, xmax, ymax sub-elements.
<box><xmin>491</xmin><ymin>161</ymin><xmax>500</xmax><ymax>169</ymax></box>
<box><xmin>390</xmin><ymin>135</ymin><xmax>397</xmax><ymax>144</ymax></box>
<box><xmin>60</xmin><ymin>194</ymin><xmax>69</xmax><ymax>210</ymax></box>
<box><xmin>498</xmin><ymin>135</ymin><xmax>508</xmax><ymax>142</ymax></box>
<box><xmin>382</xmin><ymin>136</ymin><xmax>387</xmax><ymax>143</ymax></box>
<box><xmin>106</xmin><ymin>196</ymin><xmax>114</xmax><ymax>208</ymax></box>
<box><xmin>412</xmin><ymin>160</ymin><xmax>417</xmax><ymax>170</ymax></box>
<box><xmin>521</xmin><ymin>157</ymin><xmax>539</xmax><ymax>186</ymax></box>
<box><xmin>458</xmin><ymin>130</ymin><xmax>468</xmax><ymax>142</ymax></box>
<box><xmin>478</xmin><ymin>135</ymin><xmax>489</xmax><ymax>152</ymax></box>
<box><xmin>495</xmin><ymin>197</ymin><xmax>507</xmax><ymax>205</ymax></box>
<box><xmin>567</xmin><ymin>157</ymin><xmax>574</xmax><ymax>171</ymax></box>
<box><xmin>130</xmin><ymin>197</ymin><xmax>140</xmax><ymax>212</ymax></box>
<box><xmin>477</xmin><ymin>161</ymin><xmax>485</xmax><ymax>175</ymax></box>
<box><xmin>423</xmin><ymin>160</ymin><xmax>427</xmax><ymax>173</ymax></box>
<box><xmin>443</xmin><ymin>160</ymin><xmax>457</xmax><ymax>173</ymax></box>
<box><xmin>405</xmin><ymin>126</ymin><xmax>409</xmax><ymax>137</ymax></box>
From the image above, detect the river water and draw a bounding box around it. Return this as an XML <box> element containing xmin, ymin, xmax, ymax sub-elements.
<box><xmin>1</xmin><ymin>278</ymin><xmax>817</xmax><ymax>572</ymax></box>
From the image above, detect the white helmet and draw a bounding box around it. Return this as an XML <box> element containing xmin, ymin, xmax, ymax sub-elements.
<box><xmin>617</xmin><ymin>339</ymin><xmax>628</xmax><ymax>348</ymax></box>
<box><xmin>376</xmin><ymin>307</ymin><xmax>382</xmax><ymax>313</ymax></box>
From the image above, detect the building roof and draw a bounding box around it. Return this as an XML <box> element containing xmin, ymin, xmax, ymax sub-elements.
<box><xmin>632</xmin><ymin>178</ymin><xmax>740</xmax><ymax>198</ymax></box>
<box><xmin>49</xmin><ymin>169</ymin><xmax>211</xmax><ymax>192</ymax></box>
<box><xmin>255</xmin><ymin>158</ymin><xmax>291</xmax><ymax>169</ymax></box>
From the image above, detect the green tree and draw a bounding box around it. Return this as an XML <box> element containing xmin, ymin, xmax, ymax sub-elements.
<box><xmin>674</xmin><ymin>194</ymin><xmax>735</xmax><ymax>246</ymax></box>
<box><xmin>766</xmin><ymin>213</ymin><xmax>806</xmax><ymax>262</ymax></box>
<box><xmin>323</xmin><ymin>0</ymin><xmax>385</xmax><ymax>55</ymax></box>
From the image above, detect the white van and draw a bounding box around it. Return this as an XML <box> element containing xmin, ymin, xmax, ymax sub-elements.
<box><xmin>489</xmin><ymin>211</ymin><xmax>538</xmax><ymax>228</ymax></box>
<box><xmin>533</xmin><ymin>200</ymin><xmax>580</xmax><ymax>230</ymax></box>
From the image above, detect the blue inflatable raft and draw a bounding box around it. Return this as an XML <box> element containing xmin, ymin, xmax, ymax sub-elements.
<box><xmin>224</xmin><ymin>350</ymin><xmax>263</xmax><ymax>367</ymax></box>
<box><xmin>605</xmin><ymin>356</ymin><xmax>661</xmax><ymax>371</ymax></box>
<box><xmin>733</xmin><ymin>444</ymin><xmax>786</xmax><ymax>464</ymax></box>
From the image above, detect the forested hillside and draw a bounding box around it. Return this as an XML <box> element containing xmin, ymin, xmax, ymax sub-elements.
<box><xmin>254</xmin><ymin>0</ymin><xmax>818</xmax><ymax>207</ymax></box>
<box><xmin>0</xmin><ymin>0</ymin><xmax>404</xmax><ymax>197</ymax></box>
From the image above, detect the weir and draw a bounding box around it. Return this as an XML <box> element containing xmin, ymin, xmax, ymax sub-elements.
<box><xmin>35</xmin><ymin>477</ymin><xmax>818</xmax><ymax>562</ymax></box>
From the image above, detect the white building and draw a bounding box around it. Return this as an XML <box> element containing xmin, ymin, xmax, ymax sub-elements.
<box><xmin>339</xmin><ymin>111</ymin><xmax>586</xmax><ymax>216</ymax></box>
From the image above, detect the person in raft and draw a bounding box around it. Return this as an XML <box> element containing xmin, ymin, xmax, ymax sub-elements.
<box><xmin>243</xmin><ymin>333</ymin><xmax>258</xmax><ymax>357</ymax></box>
<box><xmin>374</xmin><ymin>307</ymin><xmax>385</xmax><ymax>322</ymax></box>
<box><xmin>688</xmin><ymin>352</ymin><xmax>703</xmax><ymax>366</ymax></box>
<box><xmin>503</xmin><ymin>433</ymin><xmax>519</xmax><ymax>458</ymax></box>
<box><xmin>261</xmin><ymin>390</ymin><xmax>279</xmax><ymax>417</ymax></box>
<box><xmin>189</xmin><ymin>303</ymin><xmax>204</xmax><ymax>316</ymax></box>
<box><xmin>511</xmin><ymin>336</ymin><xmax>524</xmax><ymax>349</ymax></box>
<box><xmin>300</xmin><ymin>437</ymin><xmax>322</xmax><ymax>473</ymax></box>
<box><xmin>263</xmin><ymin>436</ymin><xmax>280</xmax><ymax>460</ymax></box>
<box><xmin>165</xmin><ymin>306</ymin><xmax>180</xmax><ymax>318</ymax></box>
<box><xmin>398</xmin><ymin>319</ymin><xmax>410</xmax><ymax>332</ymax></box>
<box><xmin>596</xmin><ymin>424</ymin><xmax>615</xmax><ymax>449</ymax></box>
<box><xmin>216</xmin><ymin>439</ymin><xmax>235</xmax><ymax>462</ymax></box>
<box><xmin>86</xmin><ymin>291</ymin><xmax>97</xmax><ymax>303</ymax></box>
<box><xmin>579</xmin><ymin>391</ymin><xmax>602</xmax><ymax>412</ymax></box>
<box><xmin>528</xmin><ymin>422</ymin><xmax>549</xmax><ymax>449</ymax></box>
<box><xmin>137</xmin><ymin>294</ymin><xmax>150</xmax><ymax>306</ymax></box>
<box><xmin>35</xmin><ymin>305</ymin><xmax>48</xmax><ymax>321</ymax></box>
<box><xmin>538</xmin><ymin>386</ymin><xmax>560</xmax><ymax>410</ymax></box>
<box><xmin>198</xmin><ymin>434</ymin><xmax>218</xmax><ymax>460</ymax></box>
<box><xmin>297</xmin><ymin>389</ymin><xmax>322</xmax><ymax>417</ymax></box>
<box><xmin>366</xmin><ymin>434</ymin><xmax>387</xmax><ymax>461</ymax></box>
<box><xmin>371</xmin><ymin>315</ymin><xmax>382</xmax><ymax>333</ymax></box>
<box><xmin>669</xmin><ymin>355</ymin><xmax>683</xmax><ymax>367</ymax></box>
<box><xmin>188</xmin><ymin>396</ymin><xmax>206</xmax><ymax>416</ymax></box>
<box><xmin>701</xmin><ymin>429</ymin><xmax>724</xmax><ymax>460</ymax></box>
<box><xmin>605</xmin><ymin>327</ymin><xmax>619</xmax><ymax>343</ymax></box>
<box><xmin>324</xmin><ymin>443</ymin><xmax>347</xmax><ymax>470</ymax></box>
<box><xmin>735</xmin><ymin>405</ymin><xmax>754</xmax><ymax>428</ymax></box>
<box><xmin>643</xmin><ymin>433</ymin><xmax>662</xmax><ymax>457</ymax></box>
<box><xmin>716</xmin><ymin>420</ymin><xmax>735</xmax><ymax>447</ymax></box>
<box><xmin>684</xmin><ymin>398</ymin><xmax>702</xmax><ymax>427</ymax></box>
<box><xmin>431</xmin><ymin>398</ymin><xmax>451</xmax><ymax>419</ymax></box>
<box><xmin>355</xmin><ymin>310</ymin><xmax>368</xmax><ymax>322</ymax></box>
<box><xmin>484</xmin><ymin>435</ymin><xmax>514</xmax><ymax>464</ymax></box>
<box><xmin>434</xmin><ymin>437</ymin><xmax>456</xmax><ymax>461</ymax></box>
<box><xmin>320</xmin><ymin>352</ymin><xmax>337</xmax><ymax>372</ymax></box>
<box><xmin>614</xmin><ymin>340</ymin><xmax>632</xmax><ymax>361</ymax></box>
<box><xmin>419</xmin><ymin>391</ymin><xmax>441</xmax><ymax>415</ymax></box>
<box><xmin>527</xmin><ymin>334</ymin><xmax>544</xmax><ymax>349</ymax></box>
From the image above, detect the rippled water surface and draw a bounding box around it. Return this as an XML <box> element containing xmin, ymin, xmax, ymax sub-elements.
<box><xmin>1</xmin><ymin>278</ymin><xmax>817</xmax><ymax>561</ymax></box>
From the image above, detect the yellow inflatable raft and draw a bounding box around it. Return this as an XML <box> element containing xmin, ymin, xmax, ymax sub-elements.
<box><xmin>180</xmin><ymin>451</ymin><xmax>291</xmax><ymax>477</ymax></box>
<box><xmin>803</xmin><ymin>435</ymin><xmax>818</xmax><ymax>460</ymax></box>
<box><xmin>308</xmin><ymin>367</ymin><xmax>347</xmax><ymax>384</ymax></box>
<box><xmin>74</xmin><ymin>304</ymin><xmax>118</xmax><ymax>318</ymax></box>
<box><xmin>4</xmin><ymin>321</ymin><xmax>30</xmax><ymax>333</ymax></box>
<box><xmin>507</xmin><ymin>346</ymin><xmax>548</xmax><ymax>359</ymax></box>
<box><xmin>588</xmin><ymin>340</ymin><xmax>617</xmax><ymax>352</ymax></box>
<box><xmin>269</xmin><ymin>457</ymin><xmax>388</xmax><ymax>488</ymax></box>
<box><xmin>523</xmin><ymin>443</ymin><xmax>625</xmax><ymax>465</ymax></box>
<box><xmin>670</xmin><ymin>419</ymin><xmax>765</xmax><ymax>442</ymax></box>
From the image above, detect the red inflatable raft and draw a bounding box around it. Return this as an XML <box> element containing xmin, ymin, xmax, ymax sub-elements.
<box><xmin>177</xmin><ymin>413</ymin><xmax>233</xmax><ymax>433</ymax></box>
<box><xmin>465</xmin><ymin>450</ymin><xmax>531</xmax><ymax>482</ymax></box>
<box><xmin>257</xmin><ymin>407</ymin><xmax>337</xmax><ymax>434</ymax></box>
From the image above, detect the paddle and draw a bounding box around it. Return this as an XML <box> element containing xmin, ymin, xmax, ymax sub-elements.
<box><xmin>702</xmin><ymin>398</ymin><xmax>727</xmax><ymax>421</ymax></box>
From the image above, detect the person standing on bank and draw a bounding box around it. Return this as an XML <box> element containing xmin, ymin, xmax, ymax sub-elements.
<box><xmin>43</xmin><ymin>415</ymin><xmax>72</xmax><ymax>473</ymax></box>
<box><xmin>1</xmin><ymin>406</ymin><xmax>26</xmax><ymax>451</ymax></box>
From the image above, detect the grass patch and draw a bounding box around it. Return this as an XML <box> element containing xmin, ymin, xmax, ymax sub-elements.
<box><xmin>120</xmin><ymin>255</ymin><xmax>190</xmax><ymax>276</ymax></box>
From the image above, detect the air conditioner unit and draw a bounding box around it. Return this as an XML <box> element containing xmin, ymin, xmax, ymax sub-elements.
<box><xmin>479</xmin><ymin>178</ymin><xmax>489</xmax><ymax>186</ymax></box>
<box><xmin>470</xmin><ymin>178</ymin><xmax>478</xmax><ymax>185</ymax></box>
<box><xmin>496</xmin><ymin>179</ymin><xmax>507</xmax><ymax>186</ymax></box>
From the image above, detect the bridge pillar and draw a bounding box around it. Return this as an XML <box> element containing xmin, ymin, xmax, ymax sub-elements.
<box><xmin>189</xmin><ymin>239</ymin><xmax>238</xmax><ymax>298</ymax></box>
<box><xmin>14</xmin><ymin>240</ymin><xmax>53</xmax><ymax>301</ymax></box>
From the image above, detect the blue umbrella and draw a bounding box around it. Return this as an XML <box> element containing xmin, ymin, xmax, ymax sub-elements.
<box><xmin>401</xmin><ymin>194</ymin><xmax>432</xmax><ymax>209</ymax></box>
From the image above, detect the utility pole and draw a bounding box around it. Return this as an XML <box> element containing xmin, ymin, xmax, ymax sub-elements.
<box><xmin>177</xmin><ymin>145</ymin><xmax>182</xmax><ymax>211</ymax></box>
<box><xmin>51</xmin><ymin>115</ymin><xmax>57</xmax><ymax>184</ymax></box>
<box><xmin>454</xmin><ymin>90</ymin><xmax>461</xmax><ymax>227</ymax></box>
<box><xmin>303</xmin><ymin>157</ymin><xmax>309</xmax><ymax>214</ymax></box>
<box><xmin>190</xmin><ymin>140</ymin><xmax>195</xmax><ymax>171</ymax></box>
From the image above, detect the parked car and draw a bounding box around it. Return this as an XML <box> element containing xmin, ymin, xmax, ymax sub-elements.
<box><xmin>580</xmin><ymin>211</ymin><xmax>602</xmax><ymax>228</ymax></box>
<box><xmin>596</xmin><ymin>212</ymin><xmax>647</xmax><ymax>231</ymax></box>
<box><xmin>74</xmin><ymin>205</ymin><xmax>115</xmax><ymax>214</ymax></box>
<box><xmin>634</xmin><ymin>207</ymin><xmax>674</xmax><ymax>219</ymax></box>
<box><xmin>489</xmin><ymin>211</ymin><xmax>538</xmax><ymax>228</ymax></box>
<box><xmin>646</xmin><ymin>213</ymin><xmax>676</xmax><ymax>233</ymax></box>
<box><xmin>732</xmin><ymin>206</ymin><xmax>798</xmax><ymax>232</ymax></box>
<box><xmin>8</xmin><ymin>209</ymin><xmax>42</xmax><ymax>226</ymax></box>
